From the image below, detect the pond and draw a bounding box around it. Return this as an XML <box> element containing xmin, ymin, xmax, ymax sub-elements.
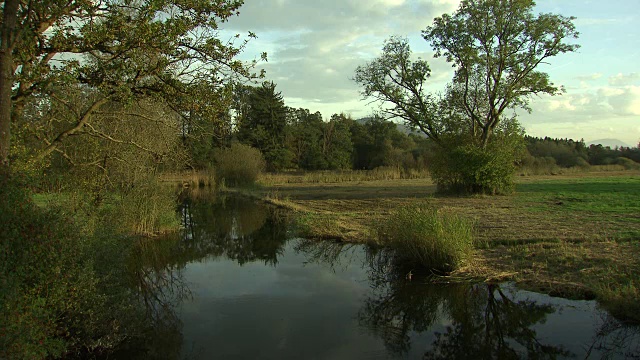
<box><xmin>129</xmin><ymin>193</ymin><xmax>639</xmax><ymax>359</ymax></box>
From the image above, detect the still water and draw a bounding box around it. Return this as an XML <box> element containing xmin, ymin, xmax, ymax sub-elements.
<box><xmin>134</xmin><ymin>193</ymin><xmax>639</xmax><ymax>359</ymax></box>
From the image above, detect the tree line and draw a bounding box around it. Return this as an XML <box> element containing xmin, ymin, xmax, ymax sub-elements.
<box><xmin>523</xmin><ymin>136</ymin><xmax>640</xmax><ymax>171</ymax></box>
<box><xmin>184</xmin><ymin>81</ymin><xmax>432</xmax><ymax>173</ymax></box>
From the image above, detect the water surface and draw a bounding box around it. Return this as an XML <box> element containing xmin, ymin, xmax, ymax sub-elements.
<box><xmin>134</xmin><ymin>193</ymin><xmax>640</xmax><ymax>359</ymax></box>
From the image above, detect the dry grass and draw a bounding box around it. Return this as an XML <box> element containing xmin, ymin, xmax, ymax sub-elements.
<box><xmin>252</xmin><ymin>169</ymin><xmax>640</xmax><ymax>321</ymax></box>
<box><xmin>160</xmin><ymin>169</ymin><xmax>215</xmax><ymax>188</ymax></box>
<box><xmin>258</xmin><ymin>167</ymin><xmax>430</xmax><ymax>186</ymax></box>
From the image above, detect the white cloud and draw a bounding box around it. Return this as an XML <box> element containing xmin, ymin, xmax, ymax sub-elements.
<box><xmin>221</xmin><ymin>0</ymin><xmax>462</xmax><ymax>118</ymax></box>
<box><xmin>609</xmin><ymin>73</ymin><xmax>640</xmax><ymax>87</ymax></box>
<box><xmin>221</xmin><ymin>1</ymin><xmax>638</xmax><ymax>144</ymax></box>
<box><xmin>575</xmin><ymin>73</ymin><xmax>602</xmax><ymax>81</ymax></box>
<box><xmin>520</xmin><ymin>84</ymin><xmax>640</xmax><ymax>144</ymax></box>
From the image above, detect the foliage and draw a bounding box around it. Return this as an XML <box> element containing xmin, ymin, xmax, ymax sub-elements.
<box><xmin>423</xmin><ymin>0</ymin><xmax>580</xmax><ymax>147</ymax></box>
<box><xmin>16</xmin><ymin>91</ymin><xmax>186</xmax><ymax>197</ymax></box>
<box><xmin>430</xmin><ymin>121</ymin><xmax>525</xmax><ymax>194</ymax></box>
<box><xmin>519</xmin><ymin>154</ymin><xmax>560</xmax><ymax>175</ymax></box>
<box><xmin>354</xmin><ymin>0</ymin><xmax>579</xmax><ymax>194</ymax></box>
<box><xmin>520</xmin><ymin>136</ymin><xmax>640</xmax><ymax>172</ymax></box>
<box><xmin>213</xmin><ymin>142</ymin><xmax>265</xmax><ymax>186</ymax></box>
<box><xmin>1</xmin><ymin>0</ymin><xmax>262</xmax><ymax>168</ymax></box>
<box><xmin>353</xmin><ymin>37</ymin><xmax>441</xmax><ymax>143</ymax></box>
<box><xmin>236</xmin><ymin>82</ymin><xmax>292</xmax><ymax>171</ymax></box>
<box><xmin>377</xmin><ymin>203</ymin><xmax>474</xmax><ymax>273</ymax></box>
<box><xmin>0</xmin><ymin>174</ymin><xmax>146</xmax><ymax>359</ymax></box>
<box><xmin>112</xmin><ymin>180</ymin><xmax>181</xmax><ymax>236</ymax></box>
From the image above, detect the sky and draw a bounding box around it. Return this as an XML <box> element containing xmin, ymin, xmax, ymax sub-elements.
<box><xmin>221</xmin><ymin>0</ymin><xmax>640</xmax><ymax>146</ymax></box>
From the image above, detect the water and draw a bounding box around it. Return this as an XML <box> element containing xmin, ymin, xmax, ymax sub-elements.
<box><xmin>132</xmin><ymin>193</ymin><xmax>639</xmax><ymax>359</ymax></box>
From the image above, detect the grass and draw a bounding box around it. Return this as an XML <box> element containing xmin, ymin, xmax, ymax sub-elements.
<box><xmin>159</xmin><ymin>169</ymin><xmax>216</xmax><ymax>188</ymax></box>
<box><xmin>257</xmin><ymin>166</ymin><xmax>430</xmax><ymax>186</ymax></box>
<box><xmin>250</xmin><ymin>169</ymin><xmax>640</xmax><ymax>322</ymax></box>
<box><xmin>377</xmin><ymin>203</ymin><xmax>474</xmax><ymax>273</ymax></box>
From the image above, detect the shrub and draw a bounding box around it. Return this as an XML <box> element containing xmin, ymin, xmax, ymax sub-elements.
<box><xmin>430</xmin><ymin>143</ymin><xmax>519</xmax><ymax>194</ymax></box>
<box><xmin>616</xmin><ymin>157</ymin><xmax>640</xmax><ymax>170</ymax></box>
<box><xmin>429</xmin><ymin>119</ymin><xmax>524</xmax><ymax>195</ymax></box>
<box><xmin>519</xmin><ymin>155</ymin><xmax>561</xmax><ymax>175</ymax></box>
<box><xmin>113</xmin><ymin>179</ymin><xmax>180</xmax><ymax>235</ymax></box>
<box><xmin>0</xmin><ymin>174</ymin><xmax>145</xmax><ymax>359</ymax></box>
<box><xmin>213</xmin><ymin>143</ymin><xmax>266</xmax><ymax>186</ymax></box>
<box><xmin>377</xmin><ymin>203</ymin><xmax>474</xmax><ymax>273</ymax></box>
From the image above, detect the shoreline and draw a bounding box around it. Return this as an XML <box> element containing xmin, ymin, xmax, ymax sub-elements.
<box><xmin>226</xmin><ymin>171</ymin><xmax>640</xmax><ymax>322</ymax></box>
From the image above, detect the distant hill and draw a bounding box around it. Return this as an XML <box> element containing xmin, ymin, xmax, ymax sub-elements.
<box><xmin>587</xmin><ymin>139</ymin><xmax>632</xmax><ymax>148</ymax></box>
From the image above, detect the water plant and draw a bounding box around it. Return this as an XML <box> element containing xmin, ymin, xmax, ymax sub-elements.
<box><xmin>378</xmin><ymin>203</ymin><xmax>474</xmax><ymax>273</ymax></box>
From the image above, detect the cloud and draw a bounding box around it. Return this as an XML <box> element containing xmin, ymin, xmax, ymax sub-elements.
<box><xmin>607</xmin><ymin>86</ymin><xmax>640</xmax><ymax>115</ymax></box>
<box><xmin>519</xmin><ymin>84</ymin><xmax>640</xmax><ymax>144</ymax></box>
<box><xmin>575</xmin><ymin>73</ymin><xmax>602</xmax><ymax>82</ymax></box>
<box><xmin>223</xmin><ymin>0</ymin><xmax>460</xmax><ymax>118</ymax></box>
<box><xmin>221</xmin><ymin>1</ymin><xmax>638</xmax><ymax>145</ymax></box>
<box><xmin>609</xmin><ymin>73</ymin><xmax>640</xmax><ymax>87</ymax></box>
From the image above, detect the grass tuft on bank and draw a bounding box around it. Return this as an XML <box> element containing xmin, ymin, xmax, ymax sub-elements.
<box><xmin>377</xmin><ymin>203</ymin><xmax>474</xmax><ymax>273</ymax></box>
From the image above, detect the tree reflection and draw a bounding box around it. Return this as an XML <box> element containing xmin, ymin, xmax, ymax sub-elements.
<box><xmin>179</xmin><ymin>192</ymin><xmax>290</xmax><ymax>266</ymax></box>
<box><xmin>585</xmin><ymin>313</ymin><xmax>640</xmax><ymax>359</ymax></box>
<box><xmin>423</xmin><ymin>284</ymin><xmax>572</xmax><ymax>360</ymax></box>
<box><xmin>121</xmin><ymin>236</ymin><xmax>192</xmax><ymax>359</ymax></box>
<box><xmin>359</xmin><ymin>278</ymin><xmax>572</xmax><ymax>359</ymax></box>
<box><xmin>295</xmin><ymin>241</ymin><xmax>572</xmax><ymax>359</ymax></box>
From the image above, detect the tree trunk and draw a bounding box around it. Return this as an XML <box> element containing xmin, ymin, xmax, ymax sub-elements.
<box><xmin>0</xmin><ymin>0</ymin><xmax>19</xmax><ymax>168</ymax></box>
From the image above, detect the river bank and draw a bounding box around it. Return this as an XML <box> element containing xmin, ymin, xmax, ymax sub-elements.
<box><xmin>240</xmin><ymin>170</ymin><xmax>640</xmax><ymax>322</ymax></box>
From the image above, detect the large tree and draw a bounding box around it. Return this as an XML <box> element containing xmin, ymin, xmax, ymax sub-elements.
<box><xmin>354</xmin><ymin>37</ymin><xmax>442</xmax><ymax>144</ymax></box>
<box><xmin>0</xmin><ymin>0</ymin><xmax>262</xmax><ymax>169</ymax></box>
<box><xmin>355</xmin><ymin>0</ymin><xmax>579</xmax><ymax>193</ymax></box>
<box><xmin>423</xmin><ymin>0</ymin><xmax>580</xmax><ymax>147</ymax></box>
<box><xmin>236</xmin><ymin>81</ymin><xmax>291</xmax><ymax>170</ymax></box>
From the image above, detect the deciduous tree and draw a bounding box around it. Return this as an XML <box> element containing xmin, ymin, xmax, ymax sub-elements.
<box><xmin>0</xmin><ymin>0</ymin><xmax>262</xmax><ymax>169</ymax></box>
<box><xmin>423</xmin><ymin>0</ymin><xmax>579</xmax><ymax>147</ymax></box>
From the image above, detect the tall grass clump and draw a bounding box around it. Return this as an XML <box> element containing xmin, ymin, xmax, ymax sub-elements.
<box><xmin>213</xmin><ymin>143</ymin><xmax>265</xmax><ymax>187</ymax></box>
<box><xmin>378</xmin><ymin>203</ymin><xmax>474</xmax><ymax>273</ymax></box>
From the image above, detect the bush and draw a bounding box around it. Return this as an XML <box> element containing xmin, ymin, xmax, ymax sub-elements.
<box><xmin>519</xmin><ymin>155</ymin><xmax>561</xmax><ymax>175</ymax></box>
<box><xmin>113</xmin><ymin>179</ymin><xmax>180</xmax><ymax>235</ymax></box>
<box><xmin>213</xmin><ymin>143</ymin><xmax>266</xmax><ymax>186</ymax></box>
<box><xmin>0</xmin><ymin>173</ymin><xmax>145</xmax><ymax>359</ymax></box>
<box><xmin>616</xmin><ymin>157</ymin><xmax>640</xmax><ymax>170</ymax></box>
<box><xmin>430</xmin><ymin>143</ymin><xmax>519</xmax><ymax>194</ymax></box>
<box><xmin>377</xmin><ymin>203</ymin><xmax>474</xmax><ymax>273</ymax></box>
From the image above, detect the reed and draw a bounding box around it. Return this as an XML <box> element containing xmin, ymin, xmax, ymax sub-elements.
<box><xmin>377</xmin><ymin>203</ymin><xmax>474</xmax><ymax>273</ymax></box>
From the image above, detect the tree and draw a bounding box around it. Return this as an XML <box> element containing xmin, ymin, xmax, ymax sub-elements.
<box><xmin>323</xmin><ymin>114</ymin><xmax>353</xmax><ymax>170</ymax></box>
<box><xmin>0</xmin><ymin>0</ymin><xmax>262</xmax><ymax>170</ymax></box>
<box><xmin>355</xmin><ymin>0</ymin><xmax>579</xmax><ymax>193</ymax></box>
<box><xmin>354</xmin><ymin>37</ymin><xmax>442</xmax><ymax>144</ymax></box>
<box><xmin>237</xmin><ymin>81</ymin><xmax>291</xmax><ymax>170</ymax></box>
<box><xmin>423</xmin><ymin>0</ymin><xmax>580</xmax><ymax>147</ymax></box>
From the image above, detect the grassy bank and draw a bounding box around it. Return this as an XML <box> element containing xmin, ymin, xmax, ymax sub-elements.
<box><xmin>251</xmin><ymin>170</ymin><xmax>640</xmax><ymax>322</ymax></box>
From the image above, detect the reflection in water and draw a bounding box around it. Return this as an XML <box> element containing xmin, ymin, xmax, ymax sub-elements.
<box><xmin>180</xmin><ymin>192</ymin><xmax>290</xmax><ymax>266</ymax></box>
<box><xmin>296</xmin><ymin>239</ymin><xmax>639</xmax><ymax>359</ymax></box>
<box><xmin>587</xmin><ymin>314</ymin><xmax>640</xmax><ymax>359</ymax></box>
<box><xmin>299</xmin><ymin>241</ymin><xmax>568</xmax><ymax>358</ymax></box>
<box><xmin>363</xmin><ymin>283</ymin><xmax>571</xmax><ymax>359</ymax></box>
<box><xmin>124</xmin><ymin>236</ymin><xmax>190</xmax><ymax>359</ymax></box>
<box><xmin>124</xmin><ymin>194</ymin><xmax>639</xmax><ymax>359</ymax></box>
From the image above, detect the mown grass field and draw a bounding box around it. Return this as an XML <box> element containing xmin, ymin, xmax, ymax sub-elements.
<box><xmin>251</xmin><ymin>170</ymin><xmax>640</xmax><ymax>321</ymax></box>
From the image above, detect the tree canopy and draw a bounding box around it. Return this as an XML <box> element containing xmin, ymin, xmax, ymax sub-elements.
<box><xmin>354</xmin><ymin>0</ymin><xmax>580</xmax><ymax>193</ymax></box>
<box><xmin>423</xmin><ymin>0</ymin><xmax>580</xmax><ymax>146</ymax></box>
<box><xmin>0</xmin><ymin>0</ymin><xmax>263</xmax><ymax>168</ymax></box>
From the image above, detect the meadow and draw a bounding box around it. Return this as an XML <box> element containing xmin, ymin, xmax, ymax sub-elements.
<box><xmin>247</xmin><ymin>170</ymin><xmax>640</xmax><ymax>322</ymax></box>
